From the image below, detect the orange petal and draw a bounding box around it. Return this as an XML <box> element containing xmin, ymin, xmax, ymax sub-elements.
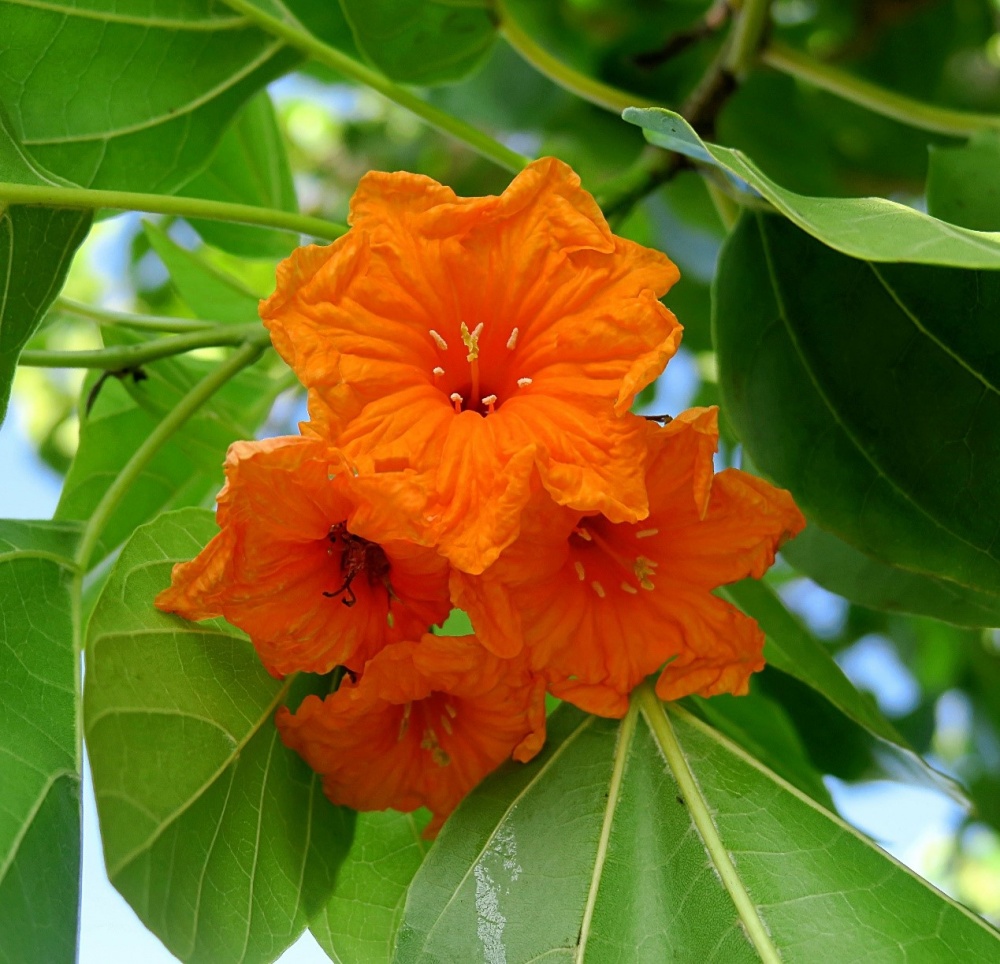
<box><xmin>276</xmin><ymin>634</ymin><xmax>547</xmax><ymax>834</ymax></box>
<box><xmin>155</xmin><ymin>436</ymin><xmax>451</xmax><ymax>676</ymax></box>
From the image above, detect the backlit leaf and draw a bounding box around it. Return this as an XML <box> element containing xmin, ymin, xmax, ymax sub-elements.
<box><xmin>0</xmin><ymin>520</ymin><xmax>82</xmax><ymax>964</ymax></box>
<box><xmin>84</xmin><ymin>508</ymin><xmax>353</xmax><ymax>963</ymax></box>
<box><xmin>395</xmin><ymin>695</ymin><xmax>1000</xmax><ymax>961</ymax></box>
<box><xmin>624</xmin><ymin>108</ymin><xmax>1000</xmax><ymax>269</ymax></box>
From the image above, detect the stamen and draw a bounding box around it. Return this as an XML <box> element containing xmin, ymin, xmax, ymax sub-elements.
<box><xmin>421</xmin><ymin>728</ymin><xmax>450</xmax><ymax>767</ymax></box>
<box><xmin>574</xmin><ymin>527</ymin><xmax>593</xmax><ymax>542</ymax></box>
<box><xmin>398</xmin><ymin>702</ymin><xmax>412</xmax><ymax>741</ymax></box>
<box><xmin>517</xmin><ymin>377</ymin><xmax>533</xmax><ymax>388</ymax></box>
<box><xmin>460</xmin><ymin>322</ymin><xmax>483</xmax><ymax>362</ymax></box>
<box><xmin>635</xmin><ymin>555</ymin><xmax>658</xmax><ymax>591</ymax></box>
<box><xmin>429</xmin><ymin>329</ymin><xmax>448</xmax><ymax>351</ymax></box>
<box><xmin>450</xmin><ymin>392</ymin><xmax>463</xmax><ymax>413</ymax></box>
<box><xmin>460</xmin><ymin>322</ymin><xmax>482</xmax><ymax>400</ymax></box>
<box><xmin>636</xmin><ymin>528</ymin><xmax>660</xmax><ymax>539</ymax></box>
<box><xmin>444</xmin><ymin>703</ymin><xmax>458</xmax><ymax>718</ymax></box>
<box><xmin>481</xmin><ymin>394</ymin><xmax>497</xmax><ymax>414</ymax></box>
<box><xmin>591</xmin><ymin>580</ymin><xmax>606</xmax><ymax>599</ymax></box>
<box><xmin>432</xmin><ymin>366</ymin><xmax>445</xmax><ymax>377</ymax></box>
<box><xmin>574</xmin><ymin>560</ymin><xmax>586</xmax><ymax>581</ymax></box>
<box><xmin>621</xmin><ymin>582</ymin><xmax>638</xmax><ymax>594</ymax></box>
<box><xmin>506</xmin><ymin>327</ymin><xmax>519</xmax><ymax>350</ymax></box>
<box><xmin>386</xmin><ymin>610</ymin><xmax>395</xmax><ymax>628</ymax></box>
<box><xmin>440</xmin><ymin>713</ymin><xmax>454</xmax><ymax>736</ymax></box>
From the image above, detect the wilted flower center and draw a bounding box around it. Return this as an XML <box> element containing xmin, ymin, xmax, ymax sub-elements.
<box><xmin>426</xmin><ymin>321</ymin><xmax>533</xmax><ymax>416</ymax></box>
<box><xmin>569</xmin><ymin>518</ymin><xmax>661</xmax><ymax>598</ymax></box>
<box><xmin>323</xmin><ymin>521</ymin><xmax>392</xmax><ymax>609</ymax></box>
<box><xmin>397</xmin><ymin>694</ymin><xmax>457</xmax><ymax>767</ymax></box>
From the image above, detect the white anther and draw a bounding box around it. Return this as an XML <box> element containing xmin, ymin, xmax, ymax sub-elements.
<box><xmin>621</xmin><ymin>582</ymin><xmax>638</xmax><ymax>595</ymax></box>
<box><xmin>574</xmin><ymin>561</ymin><xmax>586</xmax><ymax>581</ymax></box>
<box><xmin>481</xmin><ymin>394</ymin><xmax>498</xmax><ymax>407</ymax></box>
<box><xmin>635</xmin><ymin>528</ymin><xmax>659</xmax><ymax>539</ymax></box>
<box><xmin>432</xmin><ymin>366</ymin><xmax>445</xmax><ymax>377</ymax></box>
<box><xmin>517</xmin><ymin>377</ymin><xmax>533</xmax><ymax>387</ymax></box>
<box><xmin>506</xmin><ymin>328</ymin><xmax>519</xmax><ymax>350</ymax></box>
<box><xmin>450</xmin><ymin>392</ymin><xmax>463</xmax><ymax>406</ymax></box>
<box><xmin>591</xmin><ymin>580</ymin><xmax>606</xmax><ymax>599</ymax></box>
<box><xmin>429</xmin><ymin>329</ymin><xmax>448</xmax><ymax>351</ymax></box>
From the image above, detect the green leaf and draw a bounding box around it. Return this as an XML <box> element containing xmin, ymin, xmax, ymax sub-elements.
<box><xmin>142</xmin><ymin>221</ymin><xmax>262</xmax><ymax>324</ymax></box>
<box><xmin>624</xmin><ymin>107</ymin><xmax>1000</xmax><ymax>269</ymax></box>
<box><xmin>339</xmin><ymin>0</ymin><xmax>497</xmax><ymax>85</ymax></box>
<box><xmin>312</xmin><ymin>810</ymin><xmax>430</xmax><ymax>963</ymax></box>
<box><xmin>0</xmin><ymin>112</ymin><xmax>91</xmax><ymax>425</ymax></box>
<box><xmin>782</xmin><ymin>521</ymin><xmax>1000</xmax><ymax>628</ymax></box>
<box><xmin>84</xmin><ymin>508</ymin><xmax>353</xmax><ymax>963</ymax></box>
<box><xmin>55</xmin><ymin>376</ymin><xmax>217</xmax><ymax>563</ymax></box>
<box><xmin>0</xmin><ymin>520</ymin><xmax>82</xmax><ymax>964</ymax></box>
<box><xmin>395</xmin><ymin>695</ymin><xmax>1000</xmax><ymax>962</ymax></box>
<box><xmin>180</xmin><ymin>92</ymin><xmax>299</xmax><ymax>258</ymax></box>
<box><xmin>928</xmin><ymin>132</ymin><xmax>1000</xmax><ymax>232</ymax></box>
<box><xmin>0</xmin><ymin>0</ymin><xmax>298</xmax><ymax>191</ymax></box>
<box><xmin>715</xmin><ymin>212</ymin><xmax>1000</xmax><ymax>599</ymax></box>
<box><xmin>723</xmin><ymin>580</ymin><xmax>966</xmax><ymax>802</ymax></box>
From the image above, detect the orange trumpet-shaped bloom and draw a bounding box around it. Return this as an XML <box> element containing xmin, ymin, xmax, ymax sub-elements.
<box><xmin>155</xmin><ymin>436</ymin><xmax>451</xmax><ymax>678</ymax></box>
<box><xmin>276</xmin><ymin>634</ymin><xmax>547</xmax><ymax>834</ymax></box>
<box><xmin>260</xmin><ymin>157</ymin><xmax>682</xmax><ymax>574</ymax></box>
<box><xmin>452</xmin><ymin>408</ymin><xmax>806</xmax><ymax>717</ymax></box>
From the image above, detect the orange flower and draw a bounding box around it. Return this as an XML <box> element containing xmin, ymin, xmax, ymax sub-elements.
<box><xmin>260</xmin><ymin>158</ymin><xmax>682</xmax><ymax>573</ymax></box>
<box><xmin>452</xmin><ymin>409</ymin><xmax>806</xmax><ymax>717</ymax></box>
<box><xmin>155</xmin><ymin>435</ymin><xmax>451</xmax><ymax>677</ymax></box>
<box><xmin>276</xmin><ymin>634</ymin><xmax>547</xmax><ymax>834</ymax></box>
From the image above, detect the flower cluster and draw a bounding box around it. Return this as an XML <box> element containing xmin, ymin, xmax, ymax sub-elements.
<box><xmin>156</xmin><ymin>158</ymin><xmax>805</xmax><ymax>833</ymax></box>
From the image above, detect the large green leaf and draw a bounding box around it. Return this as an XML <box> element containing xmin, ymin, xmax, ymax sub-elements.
<box><xmin>395</xmin><ymin>695</ymin><xmax>1000</xmax><ymax>961</ymax></box>
<box><xmin>624</xmin><ymin>107</ymin><xmax>1000</xmax><ymax>269</ymax></box>
<box><xmin>181</xmin><ymin>92</ymin><xmax>299</xmax><ymax>258</ymax></box>
<box><xmin>84</xmin><ymin>508</ymin><xmax>353</xmax><ymax>963</ymax></box>
<box><xmin>782</xmin><ymin>522</ymin><xmax>1000</xmax><ymax>628</ymax></box>
<box><xmin>927</xmin><ymin>132</ymin><xmax>1000</xmax><ymax>232</ymax></box>
<box><xmin>339</xmin><ymin>0</ymin><xmax>497</xmax><ymax>85</ymax></box>
<box><xmin>311</xmin><ymin>810</ymin><xmax>430</xmax><ymax>963</ymax></box>
<box><xmin>715</xmin><ymin>213</ymin><xmax>1000</xmax><ymax>600</ymax></box>
<box><xmin>0</xmin><ymin>0</ymin><xmax>298</xmax><ymax>191</ymax></box>
<box><xmin>0</xmin><ymin>113</ymin><xmax>91</xmax><ymax>425</ymax></box>
<box><xmin>0</xmin><ymin>520</ymin><xmax>82</xmax><ymax>964</ymax></box>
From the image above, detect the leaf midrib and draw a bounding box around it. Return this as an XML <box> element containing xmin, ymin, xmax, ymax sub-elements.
<box><xmin>638</xmin><ymin>687</ymin><xmax>781</xmax><ymax>964</ymax></box>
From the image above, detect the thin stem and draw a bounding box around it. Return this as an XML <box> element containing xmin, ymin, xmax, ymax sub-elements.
<box><xmin>763</xmin><ymin>40</ymin><xmax>1000</xmax><ymax>137</ymax></box>
<box><xmin>220</xmin><ymin>0</ymin><xmax>530</xmax><ymax>173</ymax></box>
<box><xmin>0</xmin><ymin>183</ymin><xmax>346</xmax><ymax>240</ymax></box>
<box><xmin>74</xmin><ymin>341</ymin><xmax>266</xmax><ymax>571</ymax></box>
<box><xmin>636</xmin><ymin>685</ymin><xmax>782</xmax><ymax>964</ymax></box>
<box><xmin>705</xmin><ymin>179</ymin><xmax>740</xmax><ymax>230</ymax></box>
<box><xmin>724</xmin><ymin>0</ymin><xmax>772</xmax><ymax>78</ymax></box>
<box><xmin>57</xmin><ymin>298</ymin><xmax>216</xmax><ymax>333</ymax></box>
<box><xmin>499</xmin><ymin>1</ymin><xmax>659</xmax><ymax>113</ymax></box>
<box><xmin>22</xmin><ymin>324</ymin><xmax>267</xmax><ymax>369</ymax></box>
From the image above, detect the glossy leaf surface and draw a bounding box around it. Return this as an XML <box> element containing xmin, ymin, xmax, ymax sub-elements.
<box><xmin>84</xmin><ymin>508</ymin><xmax>353</xmax><ymax>963</ymax></box>
<box><xmin>0</xmin><ymin>520</ymin><xmax>82</xmax><ymax>964</ymax></box>
<box><xmin>396</xmin><ymin>695</ymin><xmax>1000</xmax><ymax>962</ymax></box>
<box><xmin>715</xmin><ymin>213</ymin><xmax>1000</xmax><ymax>599</ymax></box>
<box><xmin>624</xmin><ymin>107</ymin><xmax>1000</xmax><ymax>269</ymax></box>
